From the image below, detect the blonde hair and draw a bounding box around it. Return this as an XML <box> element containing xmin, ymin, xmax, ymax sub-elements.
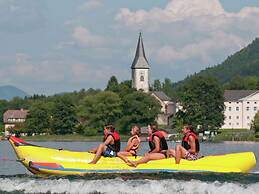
<box><xmin>132</xmin><ymin>125</ymin><xmax>140</xmax><ymax>135</ymax></box>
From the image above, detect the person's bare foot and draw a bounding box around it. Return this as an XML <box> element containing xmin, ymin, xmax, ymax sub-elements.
<box><xmin>88</xmin><ymin>161</ymin><xmax>97</xmax><ymax>164</ymax></box>
<box><xmin>126</xmin><ymin>160</ymin><xmax>137</xmax><ymax>167</ymax></box>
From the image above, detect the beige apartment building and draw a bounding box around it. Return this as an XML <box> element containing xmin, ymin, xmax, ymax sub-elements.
<box><xmin>222</xmin><ymin>90</ymin><xmax>259</xmax><ymax>129</ymax></box>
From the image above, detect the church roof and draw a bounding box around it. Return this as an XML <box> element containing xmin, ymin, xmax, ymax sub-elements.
<box><xmin>152</xmin><ymin>91</ymin><xmax>172</xmax><ymax>101</ymax></box>
<box><xmin>131</xmin><ymin>33</ymin><xmax>150</xmax><ymax>69</ymax></box>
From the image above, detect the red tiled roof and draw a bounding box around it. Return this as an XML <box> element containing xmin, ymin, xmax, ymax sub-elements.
<box><xmin>3</xmin><ymin>109</ymin><xmax>29</xmax><ymax>123</ymax></box>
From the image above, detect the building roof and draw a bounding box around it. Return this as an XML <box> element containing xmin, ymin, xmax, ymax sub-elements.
<box><xmin>152</xmin><ymin>91</ymin><xmax>172</xmax><ymax>101</ymax></box>
<box><xmin>3</xmin><ymin>109</ymin><xmax>29</xmax><ymax>123</ymax></box>
<box><xmin>224</xmin><ymin>90</ymin><xmax>257</xmax><ymax>101</ymax></box>
<box><xmin>131</xmin><ymin>32</ymin><xmax>150</xmax><ymax>69</ymax></box>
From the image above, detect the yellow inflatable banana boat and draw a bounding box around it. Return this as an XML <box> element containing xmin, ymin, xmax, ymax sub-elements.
<box><xmin>8</xmin><ymin>136</ymin><xmax>256</xmax><ymax>175</ymax></box>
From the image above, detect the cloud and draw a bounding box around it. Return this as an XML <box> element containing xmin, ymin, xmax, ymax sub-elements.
<box><xmin>115</xmin><ymin>0</ymin><xmax>224</xmax><ymax>26</ymax></box>
<box><xmin>0</xmin><ymin>52</ymin><xmax>128</xmax><ymax>94</ymax></box>
<box><xmin>115</xmin><ymin>0</ymin><xmax>259</xmax><ymax>80</ymax></box>
<box><xmin>55</xmin><ymin>41</ymin><xmax>75</xmax><ymax>50</ymax></box>
<box><xmin>155</xmin><ymin>32</ymin><xmax>245</xmax><ymax>64</ymax></box>
<box><xmin>115</xmin><ymin>0</ymin><xmax>259</xmax><ymax>26</ymax></box>
<box><xmin>79</xmin><ymin>0</ymin><xmax>102</xmax><ymax>11</ymax></box>
<box><xmin>72</xmin><ymin>26</ymin><xmax>105</xmax><ymax>46</ymax></box>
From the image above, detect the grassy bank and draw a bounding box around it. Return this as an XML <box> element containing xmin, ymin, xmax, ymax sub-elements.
<box><xmin>21</xmin><ymin>134</ymin><xmax>131</xmax><ymax>142</ymax></box>
<box><xmin>214</xmin><ymin>129</ymin><xmax>259</xmax><ymax>142</ymax></box>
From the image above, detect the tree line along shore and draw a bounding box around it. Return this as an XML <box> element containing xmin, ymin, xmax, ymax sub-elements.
<box><xmin>0</xmin><ymin>75</ymin><xmax>259</xmax><ymax>141</ymax></box>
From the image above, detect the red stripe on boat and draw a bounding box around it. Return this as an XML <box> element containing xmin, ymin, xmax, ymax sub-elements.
<box><xmin>9</xmin><ymin>136</ymin><xmax>29</xmax><ymax>145</ymax></box>
<box><xmin>31</xmin><ymin>162</ymin><xmax>62</xmax><ymax>169</ymax></box>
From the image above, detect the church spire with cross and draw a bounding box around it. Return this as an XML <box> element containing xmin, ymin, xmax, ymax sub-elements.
<box><xmin>131</xmin><ymin>32</ymin><xmax>150</xmax><ymax>92</ymax></box>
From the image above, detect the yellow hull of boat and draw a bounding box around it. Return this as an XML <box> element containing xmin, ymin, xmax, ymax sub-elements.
<box><xmin>9</xmin><ymin>136</ymin><xmax>256</xmax><ymax>175</ymax></box>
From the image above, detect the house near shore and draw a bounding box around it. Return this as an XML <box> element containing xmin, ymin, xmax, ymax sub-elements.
<box><xmin>3</xmin><ymin>109</ymin><xmax>29</xmax><ymax>135</ymax></box>
<box><xmin>151</xmin><ymin>91</ymin><xmax>176</xmax><ymax>126</ymax></box>
<box><xmin>222</xmin><ymin>90</ymin><xmax>259</xmax><ymax>129</ymax></box>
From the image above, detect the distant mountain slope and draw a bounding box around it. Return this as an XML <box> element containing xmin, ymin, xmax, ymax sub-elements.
<box><xmin>198</xmin><ymin>38</ymin><xmax>259</xmax><ymax>83</ymax></box>
<box><xmin>0</xmin><ymin>85</ymin><xmax>28</xmax><ymax>100</ymax></box>
<box><xmin>174</xmin><ymin>38</ymin><xmax>259</xmax><ymax>89</ymax></box>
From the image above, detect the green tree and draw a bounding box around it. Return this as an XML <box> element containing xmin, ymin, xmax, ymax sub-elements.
<box><xmin>118</xmin><ymin>91</ymin><xmax>161</xmax><ymax>133</ymax></box>
<box><xmin>50</xmin><ymin>97</ymin><xmax>77</xmax><ymax>135</ymax></box>
<box><xmin>252</xmin><ymin>111</ymin><xmax>259</xmax><ymax>137</ymax></box>
<box><xmin>153</xmin><ymin>79</ymin><xmax>162</xmax><ymax>91</ymax></box>
<box><xmin>8</xmin><ymin>97</ymin><xmax>28</xmax><ymax>109</ymax></box>
<box><xmin>106</xmin><ymin>76</ymin><xmax>119</xmax><ymax>91</ymax></box>
<box><xmin>161</xmin><ymin>78</ymin><xmax>178</xmax><ymax>99</ymax></box>
<box><xmin>78</xmin><ymin>91</ymin><xmax>122</xmax><ymax>133</ymax></box>
<box><xmin>175</xmin><ymin>76</ymin><xmax>225</xmax><ymax>132</ymax></box>
<box><xmin>0</xmin><ymin>99</ymin><xmax>8</xmax><ymax>124</ymax></box>
<box><xmin>114</xmin><ymin>80</ymin><xmax>135</xmax><ymax>98</ymax></box>
<box><xmin>224</xmin><ymin>75</ymin><xmax>245</xmax><ymax>90</ymax></box>
<box><xmin>243</xmin><ymin>76</ymin><xmax>259</xmax><ymax>89</ymax></box>
<box><xmin>25</xmin><ymin>102</ymin><xmax>50</xmax><ymax>135</ymax></box>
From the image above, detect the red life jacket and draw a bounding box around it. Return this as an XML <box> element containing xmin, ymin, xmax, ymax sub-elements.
<box><xmin>104</xmin><ymin>131</ymin><xmax>121</xmax><ymax>152</ymax></box>
<box><xmin>182</xmin><ymin>131</ymin><xmax>200</xmax><ymax>153</ymax></box>
<box><xmin>149</xmin><ymin>131</ymin><xmax>168</xmax><ymax>152</ymax></box>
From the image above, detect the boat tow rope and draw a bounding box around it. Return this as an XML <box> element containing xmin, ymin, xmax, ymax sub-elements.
<box><xmin>0</xmin><ymin>157</ymin><xmax>25</xmax><ymax>162</ymax></box>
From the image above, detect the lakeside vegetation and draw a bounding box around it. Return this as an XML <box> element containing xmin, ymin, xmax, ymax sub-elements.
<box><xmin>1</xmin><ymin>79</ymin><xmax>161</xmax><ymax>136</ymax></box>
<box><xmin>1</xmin><ymin>74</ymin><xmax>259</xmax><ymax>141</ymax></box>
<box><xmin>214</xmin><ymin>129</ymin><xmax>259</xmax><ymax>142</ymax></box>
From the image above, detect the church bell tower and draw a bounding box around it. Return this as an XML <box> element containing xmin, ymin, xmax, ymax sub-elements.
<box><xmin>131</xmin><ymin>33</ymin><xmax>150</xmax><ymax>93</ymax></box>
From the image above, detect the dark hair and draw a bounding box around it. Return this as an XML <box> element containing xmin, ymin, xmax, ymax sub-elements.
<box><xmin>183</xmin><ymin>124</ymin><xmax>190</xmax><ymax>130</ymax></box>
<box><xmin>105</xmin><ymin>124</ymin><xmax>115</xmax><ymax>132</ymax></box>
<box><xmin>183</xmin><ymin>124</ymin><xmax>195</xmax><ymax>132</ymax></box>
<box><xmin>149</xmin><ymin>123</ymin><xmax>157</xmax><ymax>131</ymax></box>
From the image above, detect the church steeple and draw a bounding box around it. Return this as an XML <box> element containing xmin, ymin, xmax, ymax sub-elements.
<box><xmin>131</xmin><ymin>33</ymin><xmax>150</xmax><ymax>93</ymax></box>
<box><xmin>131</xmin><ymin>32</ymin><xmax>150</xmax><ymax>69</ymax></box>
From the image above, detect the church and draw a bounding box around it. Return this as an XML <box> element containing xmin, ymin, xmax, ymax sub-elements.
<box><xmin>130</xmin><ymin>33</ymin><xmax>176</xmax><ymax>126</ymax></box>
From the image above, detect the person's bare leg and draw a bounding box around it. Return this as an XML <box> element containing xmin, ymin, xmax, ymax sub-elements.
<box><xmin>167</xmin><ymin>149</ymin><xmax>176</xmax><ymax>158</ymax></box>
<box><xmin>117</xmin><ymin>152</ymin><xmax>132</xmax><ymax>163</ymax></box>
<box><xmin>89</xmin><ymin>144</ymin><xmax>106</xmax><ymax>164</ymax></box>
<box><xmin>128</xmin><ymin>153</ymin><xmax>166</xmax><ymax>167</ymax></box>
<box><xmin>175</xmin><ymin>145</ymin><xmax>187</xmax><ymax>164</ymax></box>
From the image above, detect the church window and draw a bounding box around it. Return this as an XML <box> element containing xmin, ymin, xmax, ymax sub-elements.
<box><xmin>140</xmin><ymin>76</ymin><xmax>144</xmax><ymax>82</ymax></box>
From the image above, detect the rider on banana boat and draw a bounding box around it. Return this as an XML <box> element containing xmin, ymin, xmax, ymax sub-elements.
<box><xmin>117</xmin><ymin>125</ymin><xmax>141</xmax><ymax>164</ymax></box>
<box><xmin>128</xmin><ymin>123</ymin><xmax>168</xmax><ymax>167</ymax></box>
<box><xmin>88</xmin><ymin>124</ymin><xmax>120</xmax><ymax>164</ymax></box>
<box><xmin>167</xmin><ymin>124</ymin><xmax>200</xmax><ymax>164</ymax></box>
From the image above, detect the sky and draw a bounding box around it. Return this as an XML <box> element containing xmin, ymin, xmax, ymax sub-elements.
<box><xmin>1</xmin><ymin>0</ymin><xmax>259</xmax><ymax>95</ymax></box>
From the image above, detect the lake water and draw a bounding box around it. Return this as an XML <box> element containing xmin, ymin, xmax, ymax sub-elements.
<box><xmin>0</xmin><ymin>140</ymin><xmax>259</xmax><ymax>194</ymax></box>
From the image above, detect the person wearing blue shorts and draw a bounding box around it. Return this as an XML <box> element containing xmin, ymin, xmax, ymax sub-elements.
<box><xmin>88</xmin><ymin>124</ymin><xmax>120</xmax><ymax>164</ymax></box>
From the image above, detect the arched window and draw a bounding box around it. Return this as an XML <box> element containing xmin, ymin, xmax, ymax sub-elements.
<box><xmin>140</xmin><ymin>75</ymin><xmax>144</xmax><ymax>82</ymax></box>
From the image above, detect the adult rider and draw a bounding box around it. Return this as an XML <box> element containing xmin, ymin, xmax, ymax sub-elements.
<box><xmin>88</xmin><ymin>124</ymin><xmax>120</xmax><ymax>164</ymax></box>
<box><xmin>167</xmin><ymin>125</ymin><xmax>200</xmax><ymax>164</ymax></box>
